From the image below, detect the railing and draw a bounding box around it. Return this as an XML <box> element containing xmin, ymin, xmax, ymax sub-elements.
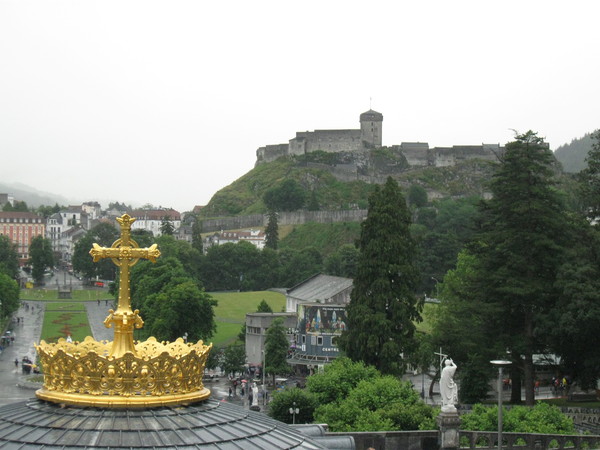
<box><xmin>330</xmin><ymin>430</ymin><xmax>600</xmax><ymax>450</ymax></box>
<box><xmin>459</xmin><ymin>431</ymin><xmax>600</xmax><ymax>449</ymax></box>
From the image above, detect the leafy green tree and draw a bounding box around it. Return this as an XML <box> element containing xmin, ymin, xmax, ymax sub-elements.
<box><xmin>264</xmin><ymin>318</ymin><xmax>290</xmax><ymax>385</ymax></box>
<box><xmin>408</xmin><ymin>184</ymin><xmax>428</xmax><ymax>208</ymax></box>
<box><xmin>142</xmin><ymin>279</ymin><xmax>216</xmax><ymax>341</ymax></box>
<box><xmin>546</xmin><ymin>216</ymin><xmax>600</xmax><ymax>390</ymax></box>
<box><xmin>205</xmin><ymin>347</ymin><xmax>222</xmax><ymax>372</ymax></box>
<box><xmin>72</xmin><ymin>223</ymin><xmax>119</xmax><ymax>280</ymax></box>
<box><xmin>4</xmin><ymin>200</ymin><xmax>29</xmax><ymax>212</ymax></box>
<box><xmin>263</xmin><ymin>179</ymin><xmax>306</xmax><ymax>212</ymax></box>
<box><xmin>239</xmin><ymin>299</ymin><xmax>274</xmax><ymax>343</ymax></box>
<box><xmin>577</xmin><ymin>129</ymin><xmax>600</xmax><ymax>219</ymax></box>
<box><xmin>131</xmin><ymin>229</ymin><xmax>154</xmax><ymax>248</ymax></box>
<box><xmin>307</xmin><ymin>190</ymin><xmax>320</xmax><ymax>211</ymax></box>
<box><xmin>269</xmin><ymin>387</ymin><xmax>319</xmax><ymax>424</ymax></box>
<box><xmin>256</xmin><ymin>299</ymin><xmax>273</xmax><ymax>313</ymax></box>
<box><xmin>160</xmin><ymin>215</ymin><xmax>175</xmax><ymax>235</ymax></box>
<box><xmin>37</xmin><ymin>203</ymin><xmax>63</xmax><ymax>218</ymax></box>
<box><xmin>339</xmin><ymin>177</ymin><xmax>422</xmax><ymax>375</ymax></box>
<box><xmin>475</xmin><ymin>131</ymin><xmax>568</xmax><ymax>405</ymax></box>
<box><xmin>221</xmin><ymin>344</ymin><xmax>246</xmax><ymax>377</ymax></box>
<box><xmin>191</xmin><ymin>219</ymin><xmax>203</xmax><ymax>253</ymax></box>
<box><xmin>0</xmin><ymin>272</ymin><xmax>20</xmax><ymax>318</ymax></box>
<box><xmin>155</xmin><ymin>234</ymin><xmax>203</xmax><ymax>281</ymax></box>
<box><xmin>324</xmin><ymin>243</ymin><xmax>359</xmax><ymax>278</ymax></box>
<box><xmin>264</xmin><ymin>210</ymin><xmax>279</xmax><ymax>250</ymax></box>
<box><xmin>0</xmin><ymin>235</ymin><xmax>19</xmax><ymax>279</ymax></box>
<box><xmin>430</xmin><ymin>250</ymin><xmax>500</xmax><ymax>403</ymax></box>
<box><xmin>201</xmin><ymin>241</ymin><xmax>276</xmax><ymax>291</ymax></box>
<box><xmin>306</xmin><ymin>357</ymin><xmax>379</xmax><ymax>405</ymax></box>
<box><xmin>130</xmin><ymin>257</ymin><xmax>217</xmax><ymax>342</ymax></box>
<box><xmin>277</xmin><ymin>247</ymin><xmax>322</xmax><ymax>287</ymax></box>
<box><xmin>314</xmin><ymin>376</ymin><xmax>435</xmax><ymax>432</ymax></box>
<box><xmin>28</xmin><ymin>235</ymin><xmax>54</xmax><ymax>284</ymax></box>
<box><xmin>461</xmin><ymin>403</ymin><xmax>574</xmax><ymax>434</ymax></box>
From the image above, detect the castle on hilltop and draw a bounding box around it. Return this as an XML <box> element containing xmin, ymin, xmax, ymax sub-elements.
<box><xmin>255</xmin><ymin>109</ymin><xmax>503</xmax><ymax>168</ymax></box>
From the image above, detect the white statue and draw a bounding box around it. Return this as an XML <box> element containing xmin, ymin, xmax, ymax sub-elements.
<box><xmin>440</xmin><ymin>358</ymin><xmax>458</xmax><ymax>412</ymax></box>
<box><xmin>251</xmin><ymin>382</ymin><xmax>259</xmax><ymax>407</ymax></box>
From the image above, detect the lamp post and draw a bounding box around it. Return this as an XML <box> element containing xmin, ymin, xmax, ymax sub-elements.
<box><xmin>490</xmin><ymin>360</ymin><xmax>511</xmax><ymax>450</ymax></box>
<box><xmin>289</xmin><ymin>401</ymin><xmax>299</xmax><ymax>425</ymax></box>
<box><xmin>262</xmin><ymin>349</ymin><xmax>266</xmax><ymax>405</ymax></box>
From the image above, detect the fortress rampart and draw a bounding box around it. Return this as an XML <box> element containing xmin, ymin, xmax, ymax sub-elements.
<box><xmin>200</xmin><ymin>209</ymin><xmax>368</xmax><ymax>233</ymax></box>
<box><xmin>255</xmin><ymin>110</ymin><xmax>502</xmax><ymax>168</ymax></box>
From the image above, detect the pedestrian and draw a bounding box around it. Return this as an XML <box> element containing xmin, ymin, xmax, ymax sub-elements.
<box><xmin>228</xmin><ymin>387</ymin><xmax>232</xmax><ymax>398</ymax></box>
<box><xmin>14</xmin><ymin>358</ymin><xmax>18</xmax><ymax>368</ymax></box>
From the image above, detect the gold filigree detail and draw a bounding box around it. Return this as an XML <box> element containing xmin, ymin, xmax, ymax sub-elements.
<box><xmin>34</xmin><ymin>214</ymin><xmax>213</xmax><ymax>408</ymax></box>
<box><xmin>35</xmin><ymin>337</ymin><xmax>212</xmax><ymax>407</ymax></box>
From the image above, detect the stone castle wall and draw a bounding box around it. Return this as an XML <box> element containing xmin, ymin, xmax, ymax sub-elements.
<box><xmin>200</xmin><ymin>209</ymin><xmax>368</xmax><ymax>233</ymax></box>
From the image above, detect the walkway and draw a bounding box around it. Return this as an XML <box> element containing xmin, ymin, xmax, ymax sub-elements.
<box><xmin>0</xmin><ymin>301</ymin><xmax>45</xmax><ymax>406</ymax></box>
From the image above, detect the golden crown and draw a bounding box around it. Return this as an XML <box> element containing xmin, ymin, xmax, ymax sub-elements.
<box><xmin>35</xmin><ymin>214</ymin><xmax>213</xmax><ymax>408</ymax></box>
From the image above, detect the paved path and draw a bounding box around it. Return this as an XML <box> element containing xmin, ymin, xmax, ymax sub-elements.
<box><xmin>85</xmin><ymin>299</ymin><xmax>115</xmax><ymax>342</ymax></box>
<box><xmin>0</xmin><ymin>301</ymin><xmax>45</xmax><ymax>406</ymax></box>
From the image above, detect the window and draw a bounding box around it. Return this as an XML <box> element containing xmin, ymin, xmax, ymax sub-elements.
<box><xmin>301</xmin><ymin>335</ymin><xmax>306</xmax><ymax>344</ymax></box>
<box><xmin>317</xmin><ymin>336</ymin><xmax>323</xmax><ymax>346</ymax></box>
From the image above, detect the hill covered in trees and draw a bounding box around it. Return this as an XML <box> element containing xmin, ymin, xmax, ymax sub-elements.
<box><xmin>554</xmin><ymin>132</ymin><xmax>595</xmax><ymax>173</ymax></box>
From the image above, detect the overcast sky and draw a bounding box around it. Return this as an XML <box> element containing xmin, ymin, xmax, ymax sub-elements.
<box><xmin>1</xmin><ymin>1</ymin><xmax>599</xmax><ymax>212</ymax></box>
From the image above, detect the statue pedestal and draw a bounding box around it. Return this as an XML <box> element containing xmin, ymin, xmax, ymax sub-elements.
<box><xmin>437</xmin><ymin>411</ymin><xmax>461</xmax><ymax>450</ymax></box>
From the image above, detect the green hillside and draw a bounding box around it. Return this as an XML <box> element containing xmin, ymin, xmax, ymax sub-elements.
<box><xmin>554</xmin><ymin>132</ymin><xmax>595</xmax><ymax>173</ymax></box>
<box><xmin>199</xmin><ymin>153</ymin><xmax>500</xmax><ymax>219</ymax></box>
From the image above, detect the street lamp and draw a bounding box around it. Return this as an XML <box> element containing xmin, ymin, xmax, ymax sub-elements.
<box><xmin>490</xmin><ymin>360</ymin><xmax>511</xmax><ymax>450</ymax></box>
<box><xmin>262</xmin><ymin>349</ymin><xmax>266</xmax><ymax>405</ymax></box>
<box><xmin>289</xmin><ymin>401</ymin><xmax>299</xmax><ymax>425</ymax></box>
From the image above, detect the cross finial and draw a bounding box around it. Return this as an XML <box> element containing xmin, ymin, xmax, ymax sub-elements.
<box><xmin>89</xmin><ymin>214</ymin><xmax>161</xmax><ymax>357</ymax></box>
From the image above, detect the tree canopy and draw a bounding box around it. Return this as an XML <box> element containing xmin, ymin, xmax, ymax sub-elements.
<box><xmin>0</xmin><ymin>235</ymin><xmax>19</xmax><ymax>279</ymax></box>
<box><xmin>339</xmin><ymin>177</ymin><xmax>422</xmax><ymax>375</ymax></box>
<box><xmin>28</xmin><ymin>235</ymin><xmax>54</xmax><ymax>284</ymax></box>
<box><xmin>0</xmin><ymin>272</ymin><xmax>20</xmax><ymax>319</ymax></box>
<box><xmin>264</xmin><ymin>318</ymin><xmax>290</xmax><ymax>384</ymax></box>
<box><xmin>473</xmin><ymin>131</ymin><xmax>569</xmax><ymax>404</ymax></box>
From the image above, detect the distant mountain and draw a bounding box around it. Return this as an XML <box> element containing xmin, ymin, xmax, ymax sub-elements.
<box><xmin>0</xmin><ymin>182</ymin><xmax>73</xmax><ymax>208</ymax></box>
<box><xmin>554</xmin><ymin>133</ymin><xmax>596</xmax><ymax>173</ymax></box>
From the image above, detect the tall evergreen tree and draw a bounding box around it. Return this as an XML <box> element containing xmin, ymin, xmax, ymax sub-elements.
<box><xmin>191</xmin><ymin>218</ymin><xmax>203</xmax><ymax>253</ymax></box>
<box><xmin>160</xmin><ymin>215</ymin><xmax>175</xmax><ymax>235</ymax></box>
<box><xmin>475</xmin><ymin>131</ymin><xmax>568</xmax><ymax>405</ymax></box>
<box><xmin>339</xmin><ymin>177</ymin><xmax>422</xmax><ymax>375</ymax></box>
<box><xmin>265</xmin><ymin>210</ymin><xmax>279</xmax><ymax>250</ymax></box>
<box><xmin>577</xmin><ymin>129</ymin><xmax>600</xmax><ymax>219</ymax></box>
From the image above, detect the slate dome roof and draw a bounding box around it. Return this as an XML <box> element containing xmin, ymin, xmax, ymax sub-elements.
<box><xmin>0</xmin><ymin>398</ymin><xmax>340</xmax><ymax>449</ymax></box>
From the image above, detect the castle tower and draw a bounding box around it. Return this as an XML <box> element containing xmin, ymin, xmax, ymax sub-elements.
<box><xmin>360</xmin><ymin>109</ymin><xmax>383</xmax><ymax>147</ymax></box>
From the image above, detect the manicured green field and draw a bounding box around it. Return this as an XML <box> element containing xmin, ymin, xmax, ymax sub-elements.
<box><xmin>211</xmin><ymin>291</ymin><xmax>285</xmax><ymax>322</ymax></box>
<box><xmin>21</xmin><ymin>289</ymin><xmax>112</xmax><ymax>301</ymax></box>
<box><xmin>211</xmin><ymin>321</ymin><xmax>244</xmax><ymax>348</ymax></box>
<box><xmin>44</xmin><ymin>302</ymin><xmax>86</xmax><ymax>312</ymax></box>
<box><xmin>40</xmin><ymin>310</ymin><xmax>92</xmax><ymax>343</ymax></box>
<box><xmin>208</xmin><ymin>291</ymin><xmax>286</xmax><ymax>347</ymax></box>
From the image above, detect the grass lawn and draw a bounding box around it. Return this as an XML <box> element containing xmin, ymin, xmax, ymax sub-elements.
<box><xmin>211</xmin><ymin>291</ymin><xmax>285</xmax><ymax>323</ymax></box>
<box><xmin>21</xmin><ymin>289</ymin><xmax>113</xmax><ymax>301</ymax></box>
<box><xmin>40</xmin><ymin>310</ymin><xmax>92</xmax><ymax>343</ymax></box>
<box><xmin>211</xmin><ymin>321</ymin><xmax>244</xmax><ymax>348</ymax></box>
<box><xmin>209</xmin><ymin>291</ymin><xmax>285</xmax><ymax>347</ymax></box>
<box><xmin>44</xmin><ymin>302</ymin><xmax>86</xmax><ymax>312</ymax></box>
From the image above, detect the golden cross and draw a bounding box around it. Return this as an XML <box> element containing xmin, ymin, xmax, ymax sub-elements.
<box><xmin>89</xmin><ymin>214</ymin><xmax>161</xmax><ymax>357</ymax></box>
